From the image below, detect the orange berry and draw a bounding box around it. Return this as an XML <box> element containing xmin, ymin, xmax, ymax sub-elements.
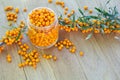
<box><xmin>7</xmin><ymin>54</ymin><xmax>11</xmax><ymax>58</ymax></box>
<box><xmin>49</xmin><ymin>55</ymin><xmax>53</xmax><ymax>59</ymax></box>
<box><xmin>43</xmin><ymin>54</ymin><xmax>47</xmax><ymax>58</ymax></box>
<box><xmin>58</xmin><ymin>46</ymin><xmax>62</xmax><ymax>50</ymax></box>
<box><xmin>7</xmin><ymin>58</ymin><xmax>12</xmax><ymax>63</ymax></box>
<box><xmin>64</xmin><ymin>11</ymin><xmax>67</xmax><ymax>15</ymax></box>
<box><xmin>54</xmin><ymin>44</ymin><xmax>58</xmax><ymax>47</ymax></box>
<box><xmin>46</xmin><ymin>56</ymin><xmax>50</xmax><ymax>60</ymax></box>
<box><xmin>36</xmin><ymin>58</ymin><xmax>40</xmax><ymax>63</ymax></box>
<box><xmin>22</xmin><ymin>48</ymin><xmax>27</xmax><ymax>52</ymax></box>
<box><xmin>4</xmin><ymin>6</ymin><xmax>13</xmax><ymax>11</ymax></box>
<box><xmin>15</xmin><ymin>8</ymin><xmax>19</xmax><ymax>14</ymax></box>
<box><xmin>48</xmin><ymin>0</ymin><xmax>52</xmax><ymax>3</ymax></box>
<box><xmin>60</xmin><ymin>44</ymin><xmax>64</xmax><ymax>48</ymax></box>
<box><xmin>63</xmin><ymin>41</ymin><xmax>66</xmax><ymax>45</ymax></box>
<box><xmin>84</xmin><ymin>6</ymin><xmax>88</xmax><ymax>10</ymax></box>
<box><xmin>70</xmin><ymin>49</ymin><xmax>75</xmax><ymax>53</ymax></box>
<box><xmin>18</xmin><ymin>63</ymin><xmax>23</xmax><ymax>68</ymax></box>
<box><xmin>25</xmin><ymin>61</ymin><xmax>29</xmax><ymax>65</ymax></box>
<box><xmin>79</xmin><ymin>51</ymin><xmax>84</xmax><ymax>56</ymax></box>
<box><xmin>23</xmin><ymin>8</ymin><xmax>27</xmax><ymax>12</ymax></box>
<box><xmin>32</xmin><ymin>64</ymin><xmax>37</xmax><ymax>69</ymax></box>
<box><xmin>66</xmin><ymin>45</ymin><xmax>69</xmax><ymax>49</ymax></box>
<box><xmin>29</xmin><ymin>62</ymin><xmax>33</xmax><ymax>66</ymax></box>
<box><xmin>53</xmin><ymin>56</ymin><xmax>57</xmax><ymax>61</ymax></box>
<box><xmin>64</xmin><ymin>7</ymin><xmax>68</xmax><ymax>11</ymax></box>
<box><xmin>89</xmin><ymin>9</ymin><xmax>93</xmax><ymax>14</ymax></box>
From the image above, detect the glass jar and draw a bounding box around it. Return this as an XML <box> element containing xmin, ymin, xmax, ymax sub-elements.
<box><xmin>27</xmin><ymin>7</ymin><xmax>59</xmax><ymax>49</ymax></box>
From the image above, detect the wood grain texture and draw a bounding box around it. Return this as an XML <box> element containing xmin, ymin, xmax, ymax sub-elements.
<box><xmin>0</xmin><ymin>0</ymin><xmax>120</xmax><ymax>80</ymax></box>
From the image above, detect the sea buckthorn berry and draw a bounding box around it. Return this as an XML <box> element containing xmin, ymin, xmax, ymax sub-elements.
<box><xmin>17</xmin><ymin>41</ymin><xmax>22</xmax><ymax>46</ymax></box>
<box><xmin>36</xmin><ymin>58</ymin><xmax>40</xmax><ymax>63</ymax></box>
<box><xmin>22</xmin><ymin>63</ymin><xmax>26</xmax><ymax>67</ymax></box>
<box><xmin>32</xmin><ymin>64</ymin><xmax>37</xmax><ymax>69</ymax></box>
<box><xmin>19</xmin><ymin>21</ymin><xmax>26</xmax><ymax>28</ymax></box>
<box><xmin>54</xmin><ymin>44</ymin><xmax>58</xmax><ymax>47</ymax></box>
<box><xmin>46</xmin><ymin>56</ymin><xmax>50</xmax><ymax>59</ymax></box>
<box><xmin>0</xmin><ymin>46</ymin><xmax>4</xmax><ymax>53</ymax></box>
<box><xmin>7</xmin><ymin>58</ymin><xmax>12</xmax><ymax>63</ymax></box>
<box><xmin>6</xmin><ymin>54</ymin><xmax>12</xmax><ymax>63</ymax></box>
<box><xmin>56</xmin><ymin>1</ymin><xmax>60</xmax><ymax>5</ymax></box>
<box><xmin>22</xmin><ymin>48</ymin><xmax>27</xmax><ymax>51</ymax></box>
<box><xmin>48</xmin><ymin>0</ymin><xmax>52</xmax><ymax>3</ymax></box>
<box><xmin>18</xmin><ymin>63</ymin><xmax>23</xmax><ymax>68</ymax></box>
<box><xmin>67</xmin><ymin>14</ymin><xmax>71</xmax><ymax>17</ymax></box>
<box><xmin>84</xmin><ymin>6</ymin><xmax>88</xmax><ymax>10</ymax></box>
<box><xmin>29</xmin><ymin>62</ymin><xmax>33</xmax><ymax>66</ymax></box>
<box><xmin>55</xmin><ymin>38</ymin><xmax>76</xmax><ymax>53</ymax></box>
<box><xmin>53</xmin><ymin>56</ymin><xmax>57</xmax><ymax>61</ymax></box>
<box><xmin>69</xmin><ymin>48</ymin><xmax>76</xmax><ymax>53</ymax></box>
<box><xmin>42</xmin><ymin>54</ymin><xmax>47</xmax><ymax>58</ymax></box>
<box><xmin>6</xmin><ymin>12</ymin><xmax>18</xmax><ymax>22</ymax></box>
<box><xmin>23</xmin><ymin>8</ymin><xmax>27</xmax><ymax>12</ymax></box>
<box><xmin>66</xmin><ymin>45</ymin><xmax>69</xmax><ymax>49</ymax></box>
<box><xmin>4</xmin><ymin>6</ymin><xmax>13</xmax><ymax>11</ymax></box>
<box><xmin>58</xmin><ymin>46</ymin><xmax>62</xmax><ymax>50</ymax></box>
<box><xmin>92</xmin><ymin>19</ymin><xmax>97</xmax><ymax>23</ymax></box>
<box><xmin>71</xmin><ymin>9</ymin><xmax>75</xmax><ymax>15</ymax></box>
<box><xmin>64</xmin><ymin>7</ymin><xmax>68</xmax><ymax>11</ymax></box>
<box><xmin>89</xmin><ymin>9</ymin><xmax>93</xmax><ymax>14</ymax></box>
<box><xmin>61</xmin><ymin>4</ymin><xmax>65</xmax><ymax>8</ymax></box>
<box><xmin>79</xmin><ymin>51</ymin><xmax>84</xmax><ymax>56</ymax></box>
<box><xmin>49</xmin><ymin>55</ymin><xmax>53</xmax><ymax>59</ymax></box>
<box><xmin>60</xmin><ymin>44</ymin><xmax>64</xmax><ymax>48</ymax></box>
<box><xmin>7</xmin><ymin>54</ymin><xmax>11</xmax><ymax>58</ymax></box>
<box><xmin>29</xmin><ymin>8</ymin><xmax>55</xmax><ymax>27</ymax></box>
<box><xmin>15</xmin><ymin>8</ymin><xmax>19</xmax><ymax>14</ymax></box>
<box><xmin>64</xmin><ymin>11</ymin><xmax>67</xmax><ymax>15</ymax></box>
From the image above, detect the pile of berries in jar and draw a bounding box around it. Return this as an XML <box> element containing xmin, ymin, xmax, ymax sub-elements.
<box><xmin>27</xmin><ymin>7</ymin><xmax>59</xmax><ymax>49</ymax></box>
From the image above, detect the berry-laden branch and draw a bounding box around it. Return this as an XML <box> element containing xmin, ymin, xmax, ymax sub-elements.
<box><xmin>58</xmin><ymin>6</ymin><xmax>120</xmax><ymax>39</ymax></box>
<box><xmin>47</xmin><ymin>0</ymin><xmax>120</xmax><ymax>39</ymax></box>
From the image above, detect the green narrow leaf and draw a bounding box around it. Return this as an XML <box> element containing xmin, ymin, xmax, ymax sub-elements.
<box><xmin>15</xmin><ymin>31</ymin><xmax>21</xmax><ymax>41</ymax></box>
<box><xmin>85</xmin><ymin>16</ymin><xmax>99</xmax><ymax>19</ymax></box>
<box><xmin>95</xmin><ymin>7</ymin><xmax>111</xmax><ymax>18</ymax></box>
<box><xmin>72</xmin><ymin>14</ymin><xmax>75</xmax><ymax>22</ymax></box>
<box><xmin>81</xmin><ymin>26</ymin><xmax>90</xmax><ymax>30</ymax></box>
<box><xmin>78</xmin><ymin>17</ymin><xmax>84</xmax><ymax>22</ymax></box>
<box><xmin>70</xmin><ymin>23</ymin><xmax>74</xmax><ymax>28</ymax></box>
<box><xmin>59</xmin><ymin>20</ymin><xmax>66</xmax><ymax>25</ymax></box>
<box><xmin>113</xmin><ymin>6</ymin><xmax>118</xmax><ymax>16</ymax></box>
<box><xmin>101</xmin><ymin>24</ymin><xmax>108</xmax><ymax>28</ymax></box>
<box><xmin>70</xmin><ymin>14</ymin><xmax>76</xmax><ymax>28</ymax></box>
<box><xmin>85</xmin><ymin>33</ymin><xmax>93</xmax><ymax>40</ymax></box>
<box><xmin>106</xmin><ymin>0</ymin><xmax>111</xmax><ymax>5</ymax></box>
<box><xmin>78</xmin><ymin>8</ymin><xmax>84</xmax><ymax>16</ymax></box>
<box><xmin>95</xmin><ymin>7</ymin><xmax>103</xmax><ymax>13</ymax></box>
<box><xmin>111</xmin><ymin>28</ymin><xmax>120</xmax><ymax>30</ymax></box>
<box><xmin>59</xmin><ymin>14</ymin><xmax>63</xmax><ymax>19</ymax></box>
<box><xmin>22</xmin><ymin>26</ymin><xmax>27</xmax><ymax>32</ymax></box>
<box><xmin>77</xmin><ymin>24</ymin><xmax>81</xmax><ymax>28</ymax></box>
<box><xmin>116</xmin><ymin>20</ymin><xmax>120</xmax><ymax>24</ymax></box>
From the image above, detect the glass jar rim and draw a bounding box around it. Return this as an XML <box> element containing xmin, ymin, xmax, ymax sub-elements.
<box><xmin>27</xmin><ymin>7</ymin><xmax>58</xmax><ymax>30</ymax></box>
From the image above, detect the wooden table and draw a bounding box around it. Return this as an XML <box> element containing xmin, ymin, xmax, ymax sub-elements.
<box><xmin>0</xmin><ymin>0</ymin><xmax>120</xmax><ymax>80</ymax></box>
